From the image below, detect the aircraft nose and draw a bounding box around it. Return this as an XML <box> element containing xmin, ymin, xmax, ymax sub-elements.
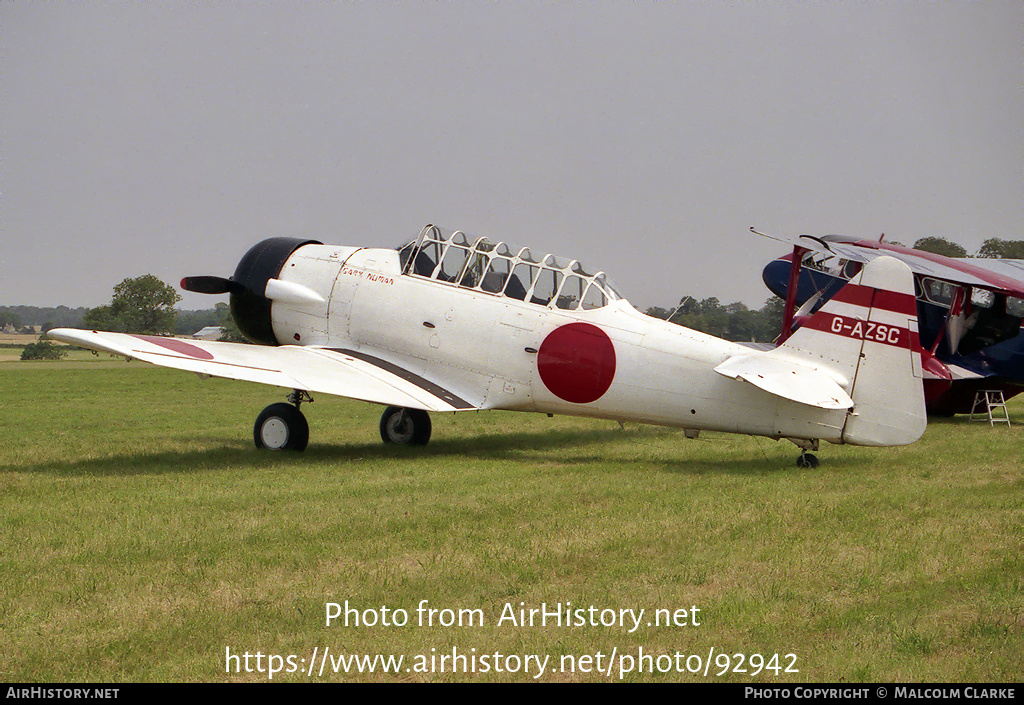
<box><xmin>761</xmin><ymin>258</ymin><xmax>792</xmax><ymax>299</ymax></box>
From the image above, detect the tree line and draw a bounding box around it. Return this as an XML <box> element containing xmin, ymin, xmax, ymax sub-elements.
<box><xmin>909</xmin><ymin>236</ymin><xmax>1024</xmax><ymax>259</ymax></box>
<box><xmin>645</xmin><ymin>296</ymin><xmax>785</xmax><ymax>343</ymax></box>
<box><xmin>0</xmin><ymin>306</ymin><xmax>89</xmax><ymax>333</ymax></box>
<box><xmin>2</xmin><ymin>302</ymin><xmax>237</xmax><ymax>337</ymax></box>
<box><xmin>7</xmin><ymin>236</ymin><xmax>1023</xmax><ymax>344</ymax></box>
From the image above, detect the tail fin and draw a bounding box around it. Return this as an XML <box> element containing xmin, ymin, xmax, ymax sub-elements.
<box><xmin>780</xmin><ymin>256</ymin><xmax>926</xmax><ymax>446</ymax></box>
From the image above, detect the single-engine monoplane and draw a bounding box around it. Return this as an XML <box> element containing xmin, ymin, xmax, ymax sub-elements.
<box><xmin>50</xmin><ymin>224</ymin><xmax>928</xmax><ymax>466</ymax></box>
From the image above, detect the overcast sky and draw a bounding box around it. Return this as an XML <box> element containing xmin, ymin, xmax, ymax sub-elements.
<box><xmin>4</xmin><ymin>2</ymin><xmax>1022</xmax><ymax>312</ymax></box>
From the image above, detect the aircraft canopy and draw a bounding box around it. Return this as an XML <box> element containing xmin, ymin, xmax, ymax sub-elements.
<box><xmin>398</xmin><ymin>225</ymin><xmax>623</xmax><ymax>311</ymax></box>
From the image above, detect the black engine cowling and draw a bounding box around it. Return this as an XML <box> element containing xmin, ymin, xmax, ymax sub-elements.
<box><xmin>229</xmin><ymin>237</ymin><xmax>320</xmax><ymax>346</ymax></box>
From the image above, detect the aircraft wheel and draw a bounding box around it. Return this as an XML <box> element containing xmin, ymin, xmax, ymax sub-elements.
<box><xmin>379</xmin><ymin>406</ymin><xmax>431</xmax><ymax>445</ymax></box>
<box><xmin>796</xmin><ymin>453</ymin><xmax>819</xmax><ymax>468</ymax></box>
<box><xmin>254</xmin><ymin>403</ymin><xmax>309</xmax><ymax>451</ymax></box>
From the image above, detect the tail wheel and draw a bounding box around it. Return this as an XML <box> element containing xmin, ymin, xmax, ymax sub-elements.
<box><xmin>379</xmin><ymin>406</ymin><xmax>431</xmax><ymax>445</ymax></box>
<box><xmin>254</xmin><ymin>402</ymin><xmax>309</xmax><ymax>451</ymax></box>
<box><xmin>796</xmin><ymin>453</ymin><xmax>819</xmax><ymax>468</ymax></box>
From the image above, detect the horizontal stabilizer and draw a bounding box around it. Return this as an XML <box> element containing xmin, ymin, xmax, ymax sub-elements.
<box><xmin>714</xmin><ymin>353</ymin><xmax>853</xmax><ymax>410</ymax></box>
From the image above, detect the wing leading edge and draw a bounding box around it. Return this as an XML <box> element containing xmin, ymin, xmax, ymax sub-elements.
<box><xmin>46</xmin><ymin>328</ymin><xmax>479</xmax><ymax>413</ymax></box>
<box><xmin>753</xmin><ymin>228</ymin><xmax>1024</xmax><ymax>296</ymax></box>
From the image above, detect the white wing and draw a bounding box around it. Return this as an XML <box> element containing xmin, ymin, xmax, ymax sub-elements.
<box><xmin>47</xmin><ymin>329</ymin><xmax>479</xmax><ymax>413</ymax></box>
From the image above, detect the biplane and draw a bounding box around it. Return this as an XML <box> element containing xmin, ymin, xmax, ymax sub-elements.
<box><xmin>759</xmin><ymin>229</ymin><xmax>1024</xmax><ymax>414</ymax></box>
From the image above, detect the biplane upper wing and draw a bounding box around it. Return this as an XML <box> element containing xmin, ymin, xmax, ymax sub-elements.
<box><xmin>816</xmin><ymin>243</ymin><xmax>1024</xmax><ymax>295</ymax></box>
<box><xmin>753</xmin><ymin>228</ymin><xmax>1024</xmax><ymax>296</ymax></box>
<box><xmin>955</xmin><ymin>258</ymin><xmax>1024</xmax><ymax>284</ymax></box>
<box><xmin>46</xmin><ymin>328</ymin><xmax>480</xmax><ymax>413</ymax></box>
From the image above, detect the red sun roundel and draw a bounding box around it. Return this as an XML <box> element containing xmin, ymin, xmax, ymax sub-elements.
<box><xmin>537</xmin><ymin>322</ymin><xmax>616</xmax><ymax>404</ymax></box>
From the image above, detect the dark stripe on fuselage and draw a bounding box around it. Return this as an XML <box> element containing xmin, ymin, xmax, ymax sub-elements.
<box><xmin>829</xmin><ymin>282</ymin><xmax>917</xmax><ymax>315</ymax></box>
<box><xmin>329</xmin><ymin>348</ymin><xmax>476</xmax><ymax>410</ymax></box>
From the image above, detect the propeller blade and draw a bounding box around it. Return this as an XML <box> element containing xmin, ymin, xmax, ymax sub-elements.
<box><xmin>180</xmin><ymin>276</ymin><xmax>240</xmax><ymax>295</ymax></box>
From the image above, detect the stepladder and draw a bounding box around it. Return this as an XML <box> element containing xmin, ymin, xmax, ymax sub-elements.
<box><xmin>969</xmin><ymin>390</ymin><xmax>1011</xmax><ymax>427</ymax></box>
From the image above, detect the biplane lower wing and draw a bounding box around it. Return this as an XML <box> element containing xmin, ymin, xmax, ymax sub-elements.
<box><xmin>46</xmin><ymin>329</ymin><xmax>479</xmax><ymax>413</ymax></box>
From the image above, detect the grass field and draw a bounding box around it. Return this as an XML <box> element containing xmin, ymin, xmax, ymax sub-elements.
<box><xmin>1</xmin><ymin>351</ymin><xmax>1021</xmax><ymax>682</ymax></box>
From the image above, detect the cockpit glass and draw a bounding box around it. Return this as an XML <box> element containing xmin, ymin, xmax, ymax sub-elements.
<box><xmin>531</xmin><ymin>268</ymin><xmax>563</xmax><ymax>306</ymax></box>
<box><xmin>544</xmin><ymin>254</ymin><xmax>571</xmax><ymax>269</ymax></box>
<box><xmin>594</xmin><ymin>274</ymin><xmax>620</xmax><ymax>301</ymax></box>
<box><xmin>481</xmin><ymin>257</ymin><xmax>512</xmax><ymax>293</ymax></box>
<box><xmin>971</xmin><ymin>288</ymin><xmax>995</xmax><ymax>309</ymax></box>
<box><xmin>399</xmin><ymin>225</ymin><xmax>623</xmax><ymax>309</ymax></box>
<box><xmin>581</xmin><ymin>282</ymin><xmax>608</xmax><ymax>310</ymax></box>
<box><xmin>517</xmin><ymin>248</ymin><xmax>541</xmax><ymax>264</ymax></box>
<box><xmin>459</xmin><ymin>252</ymin><xmax>487</xmax><ymax>288</ymax></box>
<box><xmin>923</xmin><ymin>278</ymin><xmax>956</xmax><ymax>307</ymax></box>
<box><xmin>556</xmin><ymin>275</ymin><xmax>585</xmax><ymax>310</ymax></box>
<box><xmin>505</xmin><ymin>263</ymin><xmax>536</xmax><ymax>300</ymax></box>
<box><xmin>438</xmin><ymin>245</ymin><xmax>469</xmax><ymax>282</ymax></box>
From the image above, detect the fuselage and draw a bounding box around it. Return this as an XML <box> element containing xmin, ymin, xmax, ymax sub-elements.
<box><xmin>262</xmin><ymin>239</ymin><xmax>851</xmax><ymax>444</ymax></box>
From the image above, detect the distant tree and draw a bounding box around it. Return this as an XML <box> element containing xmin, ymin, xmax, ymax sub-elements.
<box><xmin>82</xmin><ymin>305</ymin><xmax>118</xmax><ymax>331</ymax></box>
<box><xmin>646</xmin><ymin>294</ymin><xmax>785</xmax><ymax>343</ymax></box>
<box><xmin>725</xmin><ymin>302</ymin><xmax>760</xmax><ymax>342</ymax></box>
<box><xmin>214</xmin><ymin>302</ymin><xmax>247</xmax><ymax>343</ymax></box>
<box><xmin>84</xmin><ymin>274</ymin><xmax>181</xmax><ymax>334</ymax></box>
<box><xmin>759</xmin><ymin>296</ymin><xmax>786</xmax><ymax>341</ymax></box>
<box><xmin>21</xmin><ymin>340</ymin><xmax>67</xmax><ymax>361</ymax></box>
<box><xmin>0</xmin><ymin>311</ymin><xmax>23</xmax><ymax>330</ymax></box>
<box><xmin>174</xmin><ymin>308</ymin><xmax>220</xmax><ymax>336</ymax></box>
<box><xmin>694</xmin><ymin>297</ymin><xmax>729</xmax><ymax>338</ymax></box>
<box><xmin>912</xmin><ymin>237</ymin><xmax>967</xmax><ymax>258</ymax></box>
<box><xmin>977</xmin><ymin>238</ymin><xmax>1024</xmax><ymax>259</ymax></box>
<box><xmin>1</xmin><ymin>306</ymin><xmax>87</xmax><ymax>329</ymax></box>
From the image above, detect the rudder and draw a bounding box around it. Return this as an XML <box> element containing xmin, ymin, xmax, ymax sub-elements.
<box><xmin>780</xmin><ymin>256</ymin><xmax>926</xmax><ymax>446</ymax></box>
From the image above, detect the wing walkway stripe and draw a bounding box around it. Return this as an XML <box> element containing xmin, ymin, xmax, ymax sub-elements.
<box><xmin>329</xmin><ymin>349</ymin><xmax>476</xmax><ymax>410</ymax></box>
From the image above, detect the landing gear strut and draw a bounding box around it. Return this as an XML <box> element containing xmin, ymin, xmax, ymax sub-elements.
<box><xmin>254</xmin><ymin>390</ymin><xmax>311</xmax><ymax>451</ymax></box>
<box><xmin>796</xmin><ymin>452</ymin><xmax>819</xmax><ymax>468</ymax></box>
<box><xmin>379</xmin><ymin>406</ymin><xmax>432</xmax><ymax>445</ymax></box>
<box><xmin>789</xmin><ymin>438</ymin><xmax>820</xmax><ymax>468</ymax></box>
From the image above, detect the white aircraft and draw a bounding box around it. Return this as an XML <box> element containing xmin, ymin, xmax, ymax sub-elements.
<box><xmin>49</xmin><ymin>225</ymin><xmax>928</xmax><ymax>466</ymax></box>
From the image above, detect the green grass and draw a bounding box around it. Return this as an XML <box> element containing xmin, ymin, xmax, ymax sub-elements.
<box><xmin>1</xmin><ymin>356</ymin><xmax>1021</xmax><ymax>682</ymax></box>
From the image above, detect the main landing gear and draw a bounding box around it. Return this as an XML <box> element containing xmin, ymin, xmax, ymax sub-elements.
<box><xmin>379</xmin><ymin>406</ymin><xmax>432</xmax><ymax>445</ymax></box>
<box><xmin>252</xmin><ymin>394</ymin><xmax>433</xmax><ymax>451</ymax></box>
<box><xmin>253</xmin><ymin>390</ymin><xmax>312</xmax><ymax>451</ymax></box>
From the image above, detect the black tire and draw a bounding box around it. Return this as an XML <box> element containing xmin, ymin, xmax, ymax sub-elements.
<box><xmin>796</xmin><ymin>453</ymin><xmax>819</xmax><ymax>468</ymax></box>
<box><xmin>379</xmin><ymin>406</ymin><xmax>431</xmax><ymax>445</ymax></box>
<box><xmin>254</xmin><ymin>403</ymin><xmax>309</xmax><ymax>451</ymax></box>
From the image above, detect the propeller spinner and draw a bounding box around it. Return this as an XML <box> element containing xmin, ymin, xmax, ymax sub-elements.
<box><xmin>179</xmin><ymin>237</ymin><xmax>321</xmax><ymax>345</ymax></box>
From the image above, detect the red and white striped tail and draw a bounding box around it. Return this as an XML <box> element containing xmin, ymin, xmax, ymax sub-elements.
<box><xmin>781</xmin><ymin>256</ymin><xmax>927</xmax><ymax>446</ymax></box>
